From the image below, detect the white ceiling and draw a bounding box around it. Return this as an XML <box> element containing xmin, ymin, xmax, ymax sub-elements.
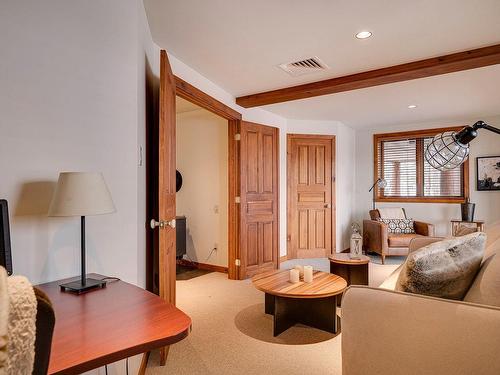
<box><xmin>144</xmin><ymin>0</ymin><xmax>500</xmax><ymax>128</ymax></box>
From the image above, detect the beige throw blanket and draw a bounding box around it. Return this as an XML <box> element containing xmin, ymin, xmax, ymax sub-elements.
<box><xmin>0</xmin><ymin>267</ymin><xmax>37</xmax><ymax>375</ymax></box>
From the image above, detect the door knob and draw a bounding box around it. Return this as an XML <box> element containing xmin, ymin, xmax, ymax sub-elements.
<box><xmin>166</xmin><ymin>218</ymin><xmax>176</xmax><ymax>229</ymax></box>
<box><xmin>324</xmin><ymin>203</ymin><xmax>331</xmax><ymax>209</ymax></box>
<box><xmin>150</xmin><ymin>219</ymin><xmax>165</xmax><ymax>229</ymax></box>
<box><xmin>150</xmin><ymin>218</ymin><xmax>176</xmax><ymax>230</ymax></box>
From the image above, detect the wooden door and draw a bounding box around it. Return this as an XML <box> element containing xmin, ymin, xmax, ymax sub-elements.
<box><xmin>240</xmin><ymin>121</ymin><xmax>279</xmax><ymax>278</ymax></box>
<box><xmin>148</xmin><ymin>50</ymin><xmax>176</xmax><ymax>304</ymax></box>
<box><xmin>288</xmin><ymin>135</ymin><xmax>335</xmax><ymax>259</ymax></box>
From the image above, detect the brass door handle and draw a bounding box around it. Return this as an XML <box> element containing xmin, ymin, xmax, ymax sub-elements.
<box><xmin>150</xmin><ymin>219</ymin><xmax>164</xmax><ymax>229</ymax></box>
<box><xmin>150</xmin><ymin>219</ymin><xmax>176</xmax><ymax>229</ymax></box>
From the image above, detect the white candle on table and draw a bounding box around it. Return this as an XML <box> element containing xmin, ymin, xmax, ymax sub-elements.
<box><xmin>304</xmin><ymin>266</ymin><xmax>313</xmax><ymax>283</ymax></box>
<box><xmin>289</xmin><ymin>269</ymin><xmax>300</xmax><ymax>283</ymax></box>
<box><xmin>294</xmin><ymin>265</ymin><xmax>304</xmax><ymax>278</ymax></box>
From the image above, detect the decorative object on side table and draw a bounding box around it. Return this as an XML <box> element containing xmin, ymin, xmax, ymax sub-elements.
<box><xmin>368</xmin><ymin>178</ymin><xmax>387</xmax><ymax>210</ymax></box>
<box><xmin>451</xmin><ymin>219</ymin><xmax>485</xmax><ymax>237</ymax></box>
<box><xmin>293</xmin><ymin>264</ymin><xmax>304</xmax><ymax>278</ymax></box>
<box><xmin>425</xmin><ymin>120</ymin><xmax>500</xmax><ymax>171</ymax></box>
<box><xmin>461</xmin><ymin>198</ymin><xmax>476</xmax><ymax>222</ymax></box>
<box><xmin>303</xmin><ymin>266</ymin><xmax>313</xmax><ymax>282</ymax></box>
<box><xmin>350</xmin><ymin>222</ymin><xmax>363</xmax><ymax>259</ymax></box>
<box><xmin>48</xmin><ymin>172</ymin><xmax>116</xmax><ymax>294</ymax></box>
<box><xmin>289</xmin><ymin>268</ymin><xmax>300</xmax><ymax>283</ymax></box>
<box><xmin>477</xmin><ymin>156</ymin><xmax>500</xmax><ymax>191</ymax></box>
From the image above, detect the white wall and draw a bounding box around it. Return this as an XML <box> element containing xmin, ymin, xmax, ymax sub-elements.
<box><xmin>0</xmin><ymin>0</ymin><xmax>148</xmax><ymax>287</ymax></box>
<box><xmin>354</xmin><ymin>116</ymin><xmax>500</xmax><ymax>236</ymax></box>
<box><xmin>176</xmin><ymin>109</ymin><xmax>228</xmax><ymax>267</ymax></box>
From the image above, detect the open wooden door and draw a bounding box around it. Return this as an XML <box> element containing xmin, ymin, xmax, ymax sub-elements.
<box><xmin>149</xmin><ymin>50</ymin><xmax>177</xmax><ymax>365</ymax></box>
<box><xmin>239</xmin><ymin>121</ymin><xmax>279</xmax><ymax>279</ymax></box>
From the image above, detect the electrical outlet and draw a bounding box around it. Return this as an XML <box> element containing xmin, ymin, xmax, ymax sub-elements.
<box><xmin>214</xmin><ymin>205</ymin><xmax>219</xmax><ymax>214</ymax></box>
<box><xmin>213</xmin><ymin>243</ymin><xmax>218</xmax><ymax>251</ymax></box>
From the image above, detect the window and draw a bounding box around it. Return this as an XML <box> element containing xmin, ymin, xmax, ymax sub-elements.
<box><xmin>374</xmin><ymin>127</ymin><xmax>469</xmax><ymax>203</ymax></box>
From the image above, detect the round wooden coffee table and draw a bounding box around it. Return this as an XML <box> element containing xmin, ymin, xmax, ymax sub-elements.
<box><xmin>329</xmin><ymin>253</ymin><xmax>369</xmax><ymax>286</ymax></box>
<box><xmin>252</xmin><ymin>269</ymin><xmax>347</xmax><ymax>336</ymax></box>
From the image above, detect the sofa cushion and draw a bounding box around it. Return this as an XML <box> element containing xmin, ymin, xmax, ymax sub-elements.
<box><xmin>379</xmin><ymin>264</ymin><xmax>404</xmax><ymax>290</ymax></box>
<box><xmin>388</xmin><ymin>233</ymin><xmax>422</xmax><ymax>247</ymax></box>
<box><xmin>395</xmin><ymin>232</ymin><xmax>486</xmax><ymax>300</ymax></box>
<box><xmin>377</xmin><ymin>208</ymin><xmax>406</xmax><ymax>219</ymax></box>
<box><xmin>379</xmin><ymin>218</ymin><xmax>415</xmax><ymax>234</ymax></box>
<box><xmin>463</xmin><ymin>222</ymin><xmax>500</xmax><ymax>307</ymax></box>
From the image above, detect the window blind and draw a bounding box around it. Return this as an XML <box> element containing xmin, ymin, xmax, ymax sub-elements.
<box><xmin>423</xmin><ymin>138</ymin><xmax>463</xmax><ymax>197</ymax></box>
<box><xmin>378</xmin><ymin>139</ymin><xmax>417</xmax><ymax>197</ymax></box>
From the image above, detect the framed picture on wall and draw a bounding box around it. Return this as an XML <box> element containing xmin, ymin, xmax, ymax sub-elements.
<box><xmin>477</xmin><ymin>156</ymin><xmax>500</xmax><ymax>191</ymax></box>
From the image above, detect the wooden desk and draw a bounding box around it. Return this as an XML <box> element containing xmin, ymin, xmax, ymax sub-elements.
<box><xmin>37</xmin><ymin>274</ymin><xmax>191</xmax><ymax>375</ymax></box>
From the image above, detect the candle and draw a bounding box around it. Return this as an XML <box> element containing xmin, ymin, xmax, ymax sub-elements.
<box><xmin>294</xmin><ymin>265</ymin><xmax>304</xmax><ymax>278</ymax></box>
<box><xmin>304</xmin><ymin>266</ymin><xmax>313</xmax><ymax>283</ymax></box>
<box><xmin>289</xmin><ymin>269</ymin><xmax>300</xmax><ymax>283</ymax></box>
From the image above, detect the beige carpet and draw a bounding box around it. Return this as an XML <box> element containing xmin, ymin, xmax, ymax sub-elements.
<box><xmin>146</xmin><ymin>259</ymin><xmax>400</xmax><ymax>374</ymax></box>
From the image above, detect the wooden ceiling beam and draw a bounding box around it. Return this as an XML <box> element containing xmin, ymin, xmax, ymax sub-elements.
<box><xmin>235</xmin><ymin>44</ymin><xmax>500</xmax><ymax>108</ymax></box>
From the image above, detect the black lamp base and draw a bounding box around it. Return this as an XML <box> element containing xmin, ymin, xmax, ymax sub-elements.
<box><xmin>59</xmin><ymin>277</ymin><xmax>107</xmax><ymax>294</ymax></box>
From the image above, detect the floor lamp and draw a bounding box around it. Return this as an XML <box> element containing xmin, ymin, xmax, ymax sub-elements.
<box><xmin>425</xmin><ymin>120</ymin><xmax>500</xmax><ymax>171</ymax></box>
<box><xmin>369</xmin><ymin>178</ymin><xmax>387</xmax><ymax>210</ymax></box>
<box><xmin>48</xmin><ymin>172</ymin><xmax>116</xmax><ymax>294</ymax></box>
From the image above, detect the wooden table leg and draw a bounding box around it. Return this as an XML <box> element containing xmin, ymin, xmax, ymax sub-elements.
<box><xmin>159</xmin><ymin>345</ymin><xmax>170</xmax><ymax>366</ymax></box>
<box><xmin>265</xmin><ymin>293</ymin><xmax>275</xmax><ymax>315</ymax></box>
<box><xmin>138</xmin><ymin>352</ymin><xmax>150</xmax><ymax>375</ymax></box>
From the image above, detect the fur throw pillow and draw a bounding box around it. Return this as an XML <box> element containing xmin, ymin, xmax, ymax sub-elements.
<box><xmin>396</xmin><ymin>232</ymin><xmax>486</xmax><ymax>300</ymax></box>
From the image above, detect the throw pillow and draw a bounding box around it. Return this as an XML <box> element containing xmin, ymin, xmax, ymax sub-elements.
<box><xmin>378</xmin><ymin>218</ymin><xmax>415</xmax><ymax>234</ymax></box>
<box><xmin>396</xmin><ymin>232</ymin><xmax>486</xmax><ymax>300</ymax></box>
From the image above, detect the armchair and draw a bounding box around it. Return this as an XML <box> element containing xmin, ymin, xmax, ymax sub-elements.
<box><xmin>363</xmin><ymin>208</ymin><xmax>435</xmax><ymax>264</ymax></box>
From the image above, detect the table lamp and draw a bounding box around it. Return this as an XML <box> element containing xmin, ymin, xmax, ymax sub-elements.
<box><xmin>48</xmin><ymin>172</ymin><xmax>116</xmax><ymax>293</ymax></box>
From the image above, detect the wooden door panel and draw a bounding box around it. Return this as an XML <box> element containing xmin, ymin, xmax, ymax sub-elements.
<box><xmin>157</xmin><ymin>50</ymin><xmax>176</xmax><ymax>304</ymax></box>
<box><xmin>246</xmin><ymin>223</ymin><xmax>258</xmax><ymax>267</ymax></box>
<box><xmin>262</xmin><ymin>222</ymin><xmax>274</xmax><ymax>263</ymax></box>
<box><xmin>240</xmin><ymin>121</ymin><xmax>279</xmax><ymax>279</ymax></box>
<box><xmin>298</xmin><ymin>146</ymin><xmax>309</xmax><ymax>185</ymax></box>
<box><xmin>262</xmin><ymin>133</ymin><xmax>274</xmax><ymax>193</ymax></box>
<box><xmin>246</xmin><ymin>130</ymin><xmax>259</xmax><ymax>194</ymax></box>
<box><xmin>288</xmin><ymin>136</ymin><xmax>335</xmax><ymax>259</ymax></box>
<box><xmin>315</xmin><ymin>146</ymin><xmax>326</xmax><ymax>184</ymax></box>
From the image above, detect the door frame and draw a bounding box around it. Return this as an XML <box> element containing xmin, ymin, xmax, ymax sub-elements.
<box><xmin>286</xmin><ymin>134</ymin><xmax>336</xmax><ymax>259</ymax></box>
<box><xmin>174</xmin><ymin>76</ymin><xmax>242</xmax><ymax>280</ymax></box>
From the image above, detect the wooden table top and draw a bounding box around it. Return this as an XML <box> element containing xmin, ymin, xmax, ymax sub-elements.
<box><xmin>37</xmin><ymin>274</ymin><xmax>192</xmax><ymax>375</ymax></box>
<box><xmin>329</xmin><ymin>253</ymin><xmax>370</xmax><ymax>265</ymax></box>
<box><xmin>252</xmin><ymin>269</ymin><xmax>347</xmax><ymax>299</ymax></box>
<box><xmin>451</xmin><ymin>219</ymin><xmax>485</xmax><ymax>224</ymax></box>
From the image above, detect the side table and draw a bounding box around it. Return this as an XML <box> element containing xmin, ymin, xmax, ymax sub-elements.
<box><xmin>329</xmin><ymin>253</ymin><xmax>369</xmax><ymax>287</ymax></box>
<box><xmin>451</xmin><ymin>220</ymin><xmax>485</xmax><ymax>236</ymax></box>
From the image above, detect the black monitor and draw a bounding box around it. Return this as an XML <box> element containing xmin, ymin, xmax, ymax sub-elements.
<box><xmin>0</xmin><ymin>200</ymin><xmax>13</xmax><ymax>275</ymax></box>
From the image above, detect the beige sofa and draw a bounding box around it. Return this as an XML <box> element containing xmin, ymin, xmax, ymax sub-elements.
<box><xmin>342</xmin><ymin>222</ymin><xmax>500</xmax><ymax>375</ymax></box>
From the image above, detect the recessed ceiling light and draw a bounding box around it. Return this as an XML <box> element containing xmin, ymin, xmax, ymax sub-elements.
<box><xmin>408</xmin><ymin>104</ymin><xmax>417</xmax><ymax>109</ymax></box>
<box><xmin>355</xmin><ymin>31</ymin><xmax>372</xmax><ymax>39</ymax></box>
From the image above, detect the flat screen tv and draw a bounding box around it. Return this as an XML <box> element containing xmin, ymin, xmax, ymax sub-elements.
<box><xmin>0</xmin><ymin>200</ymin><xmax>13</xmax><ymax>275</ymax></box>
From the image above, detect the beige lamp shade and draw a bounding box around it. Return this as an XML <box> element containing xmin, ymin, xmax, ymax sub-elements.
<box><xmin>48</xmin><ymin>172</ymin><xmax>116</xmax><ymax>217</ymax></box>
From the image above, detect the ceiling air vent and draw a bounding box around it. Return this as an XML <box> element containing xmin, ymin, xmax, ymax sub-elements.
<box><xmin>278</xmin><ymin>57</ymin><xmax>329</xmax><ymax>77</ymax></box>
